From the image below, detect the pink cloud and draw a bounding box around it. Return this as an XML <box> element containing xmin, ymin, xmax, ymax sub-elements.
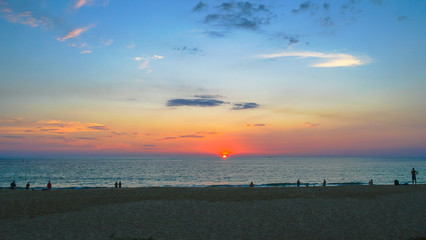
<box><xmin>57</xmin><ymin>25</ymin><xmax>94</xmax><ymax>42</ymax></box>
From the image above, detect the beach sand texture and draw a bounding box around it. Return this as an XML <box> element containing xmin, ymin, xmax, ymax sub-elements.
<box><xmin>1</xmin><ymin>185</ymin><xmax>425</xmax><ymax>240</ymax></box>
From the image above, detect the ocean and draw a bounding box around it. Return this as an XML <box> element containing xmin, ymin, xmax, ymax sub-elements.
<box><xmin>1</xmin><ymin>156</ymin><xmax>424</xmax><ymax>189</ymax></box>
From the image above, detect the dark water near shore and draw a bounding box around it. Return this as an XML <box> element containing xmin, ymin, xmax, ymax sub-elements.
<box><xmin>0</xmin><ymin>156</ymin><xmax>424</xmax><ymax>189</ymax></box>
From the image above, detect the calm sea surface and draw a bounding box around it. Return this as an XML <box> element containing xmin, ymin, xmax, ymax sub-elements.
<box><xmin>0</xmin><ymin>156</ymin><xmax>424</xmax><ymax>189</ymax></box>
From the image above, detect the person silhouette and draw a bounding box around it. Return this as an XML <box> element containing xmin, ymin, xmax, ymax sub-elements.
<box><xmin>297</xmin><ymin>179</ymin><xmax>300</xmax><ymax>187</ymax></box>
<box><xmin>411</xmin><ymin>168</ymin><xmax>418</xmax><ymax>185</ymax></box>
<box><xmin>10</xmin><ymin>180</ymin><xmax>16</xmax><ymax>189</ymax></box>
<box><xmin>47</xmin><ymin>181</ymin><xmax>52</xmax><ymax>190</ymax></box>
<box><xmin>322</xmin><ymin>179</ymin><xmax>326</xmax><ymax>187</ymax></box>
<box><xmin>114</xmin><ymin>181</ymin><xmax>118</xmax><ymax>188</ymax></box>
<box><xmin>118</xmin><ymin>181</ymin><xmax>122</xmax><ymax>188</ymax></box>
<box><xmin>26</xmin><ymin>182</ymin><xmax>30</xmax><ymax>190</ymax></box>
<box><xmin>249</xmin><ymin>182</ymin><xmax>254</xmax><ymax>187</ymax></box>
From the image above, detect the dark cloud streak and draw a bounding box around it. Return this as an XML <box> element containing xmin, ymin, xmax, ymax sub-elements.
<box><xmin>167</xmin><ymin>98</ymin><xmax>226</xmax><ymax>107</ymax></box>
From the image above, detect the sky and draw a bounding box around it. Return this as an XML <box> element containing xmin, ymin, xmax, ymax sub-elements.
<box><xmin>0</xmin><ymin>0</ymin><xmax>425</xmax><ymax>157</ymax></box>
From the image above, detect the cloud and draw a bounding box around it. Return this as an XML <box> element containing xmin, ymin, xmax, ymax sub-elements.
<box><xmin>103</xmin><ymin>39</ymin><xmax>113</xmax><ymax>46</ymax></box>
<box><xmin>0</xmin><ymin>4</ymin><xmax>52</xmax><ymax>29</ymax></box>
<box><xmin>292</xmin><ymin>1</ymin><xmax>317</xmax><ymax>14</ymax></box>
<box><xmin>232</xmin><ymin>102</ymin><xmax>259</xmax><ymax>110</ymax></box>
<box><xmin>87</xmin><ymin>125</ymin><xmax>109</xmax><ymax>130</ymax></box>
<box><xmin>74</xmin><ymin>0</ymin><xmax>87</xmax><ymax>8</ymax></box>
<box><xmin>57</xmin><ymin>25</ymin><xmax>94</xmax><ymax>42</ymax></box>
<box><xmin>80</xmin><ymin>50</ymin><xmax>92</xmax><ymax>54</ymax></box>
<box><xmin>304</xmin><ymin>122</ymin><xmax>320</xmax><ymax>128</ymax></box>
<box><xmin>397</xmin><ymin>16</ymin><xmax>407</xmax><ymax>21</ymax></box>
<box><xmin>194</xmin><ymin>1</ymin><xmax>273</xmax><ymax>36</ymax></box>
<box><xmin>196</xmin><ymin>131</ymin><xmax>220</xmax><ymax>135</ymax></box>
<box><xmin>273</xmin><ymin>33</ymin><xmax>300</xmax><ymax>47</ymax></box>
<box><xmin>2</xmin><ymin>135</ymin><xmax>24</xmax><ymax>139</ymax></box>
<box><xmin>134</xmin><ymin>55</ymin><xmax>164</xmax><ymax>73</ymax></box>
<box><xmin>167</xmin><ymin>98</ymin><xmax>226</xmax><ymax>107</ymax></box>
<box><xmin>260</xmin><ymin>50</ymin><xmax>368</xmax><ymax>67</ymax></box>
<box><xmin>179</xmin><ymin>135</ymin><xmax>204</xmax><ymax>138</ymax></box>
<box><xmin>143</xmin><ymin>144</ymin><xmax>156</xmax><ymax>147</ymax></box>
<box><xmin>174</xmin><ymin>46</ymin><xmax>202</xmax><ymax>55</ymax></box>
<box><xmin>193</xmin><ymin>94</ymin><xmax>223</xmax><ymax>99</ymax></box>
<box><xmin>127</xmin><ymin>44</ymin><xmax>136</xmax><ymax>49</ymax></box>
<box><xmin>193</xmin><ymin>1</ymin><xmax>208</xmax><ymax>12</ymax></box>
<box><xmin>246</xmin><ymin>123</ymin><xmax>266</xmax><ymax>127</ymax></box>
<box><xmin>74</xmin><ymin>0</ymin><xmax>109</xmax><ymax>9</ymax></box>
<box><xmin>157</xmin><ymin>132</ymin><xmax>215</xmax><ymax>141</ymax></box>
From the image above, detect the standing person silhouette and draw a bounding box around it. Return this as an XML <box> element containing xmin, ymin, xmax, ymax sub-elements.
<box><xmin>10</xmin><ymin>180</ymin><xmax>16</xmax><ymax>189</ymax></box>
<box><xmin>114</xmin><ymin>181</ymin><xmax>118</xmax><ymax>188</ymax></box>
<box><xmin>323</xmin><ymin>179</ymin><xmax>326</xmax><ymax>187</ymax></box>
<box><xmin>118</xmin><ymin>181</ymin><xmax>122</xmax><ymax>188</ymax></box>
<box><xmin>47</xmin><ymin>181</ymin><xmax>52</xmax><ymax>190</ymax></box>
<box><xmin>411</xmin><ymin>168</ymin><xmax>418</xmax><ymax>185</ymax></box>
<box><xmin>26</xmin><ymin>182</ymin><xmax>30</xmax><ymax>190</ymax></box>
<box><xmin>297</xmin><ymin>179</ymin><xmax>300</xmax><ymax>187</ymax></box>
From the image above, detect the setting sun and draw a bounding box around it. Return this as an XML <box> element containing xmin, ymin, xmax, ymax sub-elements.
<box><xmin>221</xmin><ymin>153</ymin><xmax>229</xmax><ymax>159</ymax></box>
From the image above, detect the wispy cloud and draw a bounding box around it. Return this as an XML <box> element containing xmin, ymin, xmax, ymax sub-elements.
<box><xmin>0</xmin><ymin>118</ymin><xmax>110</xmax><ymax>136</ymax></box>
<box><xmin>57</xmin><ymin>25</ymin><xmax>94</xmax><ymax>42</ymax></box>
<box><xmin>103</xmin><ymin>39</ymin><xmax>113</xmax><ymax>46</ymax></box>
<box><xmin>74</xmin><ymin>0</ymin><xmax>87</xmax><ymax>8</ymax></box>
<box><xmin>134</xmin><ymin>55</ymin><xmax>164</xmax><ymax>73</ymax></box>
<box><xmin>80</xmin><ymin>50</ymin><xmax>92</xmax><ymax>54</ymax></box>
<box><xmin>193</xmin><ymin>1</ymin><xmax>208</xmax><ymax>12</ymax></box>
<box><xmin>167</xmin><ymin>98</ymin><xmax>226</xmax><ymax>107</ymax></box>
<box><xmin>74</xmin><ymin>0</ymin><xmax>109</xmax><ymax>9</ymax></box>
<box><xmin>193</xmin><ymin>1</ymin><xmax>273</xmax><ymax>37</ymax></box>
<box><xmin>304</xmin><ymin>122</ymin><xmax>320</xmax><ymax>128</ymax></box>
<box><xmin>232</xmin><ymin>102</ymin><xmax>260</xmax><ymax>110</ymax></box>
<box><xmin>246</xmin><ymin>123</ymin><xmax>266</xmax><ymax>127</ymax></box>
<box><xmin>0</xmin><ymin>3</ymin><xmax>52</xmax><ymax>29</ymax></box>
<box><xmin>167</xmin><ymin>96</ymin><xmax>260</xmax><ymax>111</ymax></box>
<box><xmin>260</xmin><ymin>51</ymin><xmax>368</xmax><ymax>67</ymax></box>
<box><xmin>174</xmin><ymin>46</ymin><xmax>202</xmax><ymax>55</ymax></box>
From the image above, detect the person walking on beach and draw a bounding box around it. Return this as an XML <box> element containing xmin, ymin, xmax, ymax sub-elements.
<box><xmin>47</xmin><ymin>181</ymin><xmax>52</xmax><ymax>190</ymax></box>
<box><xmin>297</xmin><ymin>179</ymin><xmax>300</xmax><ymax>187</ymax></box>
<box><xmin>118</xmin><ymin>181</ymin><xmax>122</xmax><ymax>188</ymax></box>
<box><xmin>26</xmin><ymin>182</ymin><xmax>30</xmax><ymax>190</ymax></box>
<box><xmin>411</xmin><ymin>168</ymin><xmax>418</xmax><ymax>185</ymax></box>
<box><xmin>10</xmin><ymin>180</ymin><xmax>16</xmax><ymax>189</ymax></box>
<box><xmin>323</xmin><ymin>179</ymin><xmax>326</xmax><ymax>187</ymax></box>
<box><xmin>114</xmin><ymin>181</ymin><xmax>118</xmax><ymax>188</ymax></box>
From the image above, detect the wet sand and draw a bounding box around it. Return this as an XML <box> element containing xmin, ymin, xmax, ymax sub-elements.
<box><xmin>0</xmin><ymin>185</ymin><xmax>425</xmax><ymax>240</ymax></box>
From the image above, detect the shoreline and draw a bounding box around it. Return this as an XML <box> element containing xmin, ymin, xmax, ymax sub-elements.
<box><xmin>1</xmin><ymin>185</ymin><xmax>425</xmax><ymax>240</ymax></box>
<box><xmin>0</xmin><ymin>181</ymin><xmax>419</xmax><ymax>190</ymax></box>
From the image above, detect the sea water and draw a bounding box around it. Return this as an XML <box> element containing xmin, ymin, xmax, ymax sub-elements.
<box><xmin>0</xmin><ymin>156</ymin><xmax>424</xmax><ymax>189</ymax></box>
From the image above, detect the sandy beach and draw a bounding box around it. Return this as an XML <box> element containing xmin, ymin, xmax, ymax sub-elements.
<box><xmin>0</xmin><ymin>185</ymin><xmax>425</xmax><ymax>240</ymax></box>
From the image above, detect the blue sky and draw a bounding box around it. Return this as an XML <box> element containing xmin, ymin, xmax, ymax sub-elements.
<box><xmin>0</xmin><ymin>0</ymin><xmax>425</xmax><ymax>156</ymax></box>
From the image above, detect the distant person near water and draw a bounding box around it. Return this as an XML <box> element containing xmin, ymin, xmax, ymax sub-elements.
<box><xmin>47</xmin><ymin>181</ymin><xmax>52</xmax><ymax>190</ymax></box>
<box><xmin>26</xmin><ymin>182</ymin><xmax>30</xmax><ymax>190</ymax></box>
<box><xmin>118</xmin><ymin>181</ymin><xmax>122</xmax><ymax>188</ymax></box>
<box><xmin>114</xmin><ymin>181</ymin><xmax>118</xmax><ymax>188</ymax></box>
<box><xmin>411</xmin><ymin>168</ymin><xmax>418</xmax><ymax>185</ymax></box>
<box><xmin>368</xmin><ymin>179</ymin><xmax>374</xmax><ymax>186</ymax></box>
<box><xmin>322</xmin><ymin>179</ymin><xmax>326</xmax><ymax>187</ymax></box>
<box><xmin>10</xmin><ymin>180</ymin><xmax>16</xmax><ymax>189</ymax></box>
<box><xmin>297</xmin><ymin>179</ymin><xmax>300</xmax><ymax>187</ymax></box>
<box><xmin>249</xmin><ymin>182</ymin><xmax>254</xmax><ymax>187</ymax></box>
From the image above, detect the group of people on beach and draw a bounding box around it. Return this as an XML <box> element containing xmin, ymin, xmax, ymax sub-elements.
<box><xmin>10</xmin><ymin>180</ymin><xmax>52</xmax><ymax>190</ymax></box>
<box><xmin>114</xmin><ymin>181</ymin><xmax>122</xmax><ymax>188</ymax></box>
<box><xmin>8</xmin><ymin>168</ymin><xmax>420</xmax><ymax>189</ymax></box>
<box><xmin>248</xmin><ymin>168</ymin><xmax>419</xmax><ymax>187</ymax></box>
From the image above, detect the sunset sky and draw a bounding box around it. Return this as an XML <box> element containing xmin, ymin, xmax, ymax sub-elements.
<box><xmin>0</xmin><ymin>0</ymin><xmax>425</xmax><ymax>157</ymax></box>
